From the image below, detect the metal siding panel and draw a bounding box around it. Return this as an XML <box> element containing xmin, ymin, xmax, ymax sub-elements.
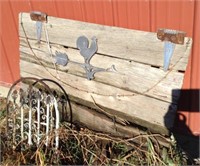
<box><xmin>0</xmin><ymin>38</ymin><xmax>15</xmax><ymax>83</ymax></box>
<box><xmin>114</xmin><ymin>0</ymin><xmax>128</xmax><ymax>28</ymax></box>
<box><xmin>191</xmin><ymin>0</ymin><xmax>200</xmax><ymax>88</ymax></box>
<box><xmin>112</xmin><ymin>0</ymin><xmax>120</xmax><ymax>26</ymax></box>
<box><xmin>54</xmin><ymin>1</ymin><xmax>75</xmax><ymax>19</ymax></box>
<box><xmin>164</xmin><ymin>0</ymin><xmax>200</xmax><ymax>135</ymax></box>
<box><xmin>93</xmin><ymin>1</ymin><xmax>106</xmax><ymax>25</ymax></box>
<box><xmin>177</xmin><ymin>0</ymin><xmax>195</xmax><ymax>90</ymax></box>
<box><xmin>81</xmin><ymin>1</ymin><xmax>97</xmax><ymax>23</ymax></box>
<box><xmin>152</xmin><ymin>1</ymin><xmax>168</xmax><ymax>31</ymax></box>
<box><xmin>102</xmin><ymin>0</ymin><xmax>114</xmax><ymax>26</ymax></box>
<box><xmin>29</xmin><ymin>0</ymin><xmax>58</xmax><ymax>16</ymax></box>
<box><xmin>69</xmin><ymin>0</ymin><xmax>86</xmax><ymax>21</ymax></box>
<box><xmin>178</xmin><ymin>0</ymin><xmax>200</xmax><ymax>136</ymax></box>
<box><xmin>180</xmin><ymin>0</ymin><xmax>195</xmax><ymax>37</ymax></box>
<box><xmin>127</xmin><ymin>1</ymin><xmax>140</xmax><ymax>29</ymax></box>
<box><xmin>75</xmin><ymin>0</ymin><xmax>106</xmax><ymax>24</ymax></box>
<box><xmin>166</xmin><ymin>1</ymin><xmax>182</xmax><ymax>30</ymax></box>
<box><xmin>0</xmin><ymin>1</ymin><xmax>20</xmax><ymax>83</ymax></box>
<box><xmin>138</xmin><ymin>0</ymin><xmax>150</xmax><ymax>31</ymax></box>
<box><xmin>150</xmin><ymin>0</ymin><xmax>195</xmax><ymax>35</ymax></box>
<box><xmin>0</xmin><ymin>2</ymin><xmax>2</xmax><ymax>68</ymax></box>
<box><xmin>189</xmin><ymin>0</ymin><xmax>200</xmax><ymax>135</ymax></box>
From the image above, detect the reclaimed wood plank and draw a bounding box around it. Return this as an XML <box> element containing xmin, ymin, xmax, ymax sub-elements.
<box><xmin>19</xmin><ymin>12</ymin><xmax>191</xmax><ymax>71</ymax></box>
<box><xmin>61</xmin><ymin>101</ymin><xmax>171</xmax><ymax>147</ymax></box>
<box><xmin>173</xmin><ymin>38</ymin><xmax>192</xmax><ymax>71</ymax></box>
<box><xmin>19</xmin><ymin>12</ymin><xmax>191</xmax><ymax>137</ymax></box>
<box><xmin>20</xmin><ymin>60</ymin><xmax>177</xmax><ymax>135</ymax></box>
<box><xmin>20</xmin><ymin>38</ymin><xmax>184</xmax><ymax>104</ymax></box>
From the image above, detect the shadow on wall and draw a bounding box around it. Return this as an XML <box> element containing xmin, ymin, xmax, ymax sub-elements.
<box><xmin>164</xmin><ymin>89</ymin><xmax>200</xmax><ymax>164</ymax></box>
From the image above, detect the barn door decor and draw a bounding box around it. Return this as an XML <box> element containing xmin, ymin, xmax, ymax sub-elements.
<box><xmin>29</xmin><ymin>11</ymin><xmax>115</xmax><ymax>80</ymax></box>
<box><xmin>20</xmin><ymin>12</ymin><xmax>192</xmax><ymax>137</ymax></box>
<box><xmin>55</xmin><ymin>36</ymin><xmax>116</xmax><ymax>80</ymax></box>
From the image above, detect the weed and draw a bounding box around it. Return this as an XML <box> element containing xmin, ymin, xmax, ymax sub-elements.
<box><xmin>0</xmin><ymin>97</ymin><xmax>189</xmax><ymax>165</ymax></box>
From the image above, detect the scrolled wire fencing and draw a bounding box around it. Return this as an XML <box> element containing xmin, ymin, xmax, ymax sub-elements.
<box><xmin>5</xmin><ymin>77</ymin><xmax>71</xmax><ymax>152</ymax></box>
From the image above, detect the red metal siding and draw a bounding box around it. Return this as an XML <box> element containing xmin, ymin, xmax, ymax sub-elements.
<box><xmin>1</xmin><ymin>1</ymin><xmax>19</xmax><ymax>84</ymax></box>
<box><xmin>187</xmin><ymin>0</ymin><xmax>200</xmax><ymax>135</ymax></box>
<box><xmin>0</xmin><ymin>0</ymin><xmax>199</xmax><ymax>135</ymax></box>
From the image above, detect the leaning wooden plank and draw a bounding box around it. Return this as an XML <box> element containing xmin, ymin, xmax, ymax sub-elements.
<box><xmin>67</xmin><ymin>102</ymin><xmax>141</xmax><ymax>138</ymax></box>
<box><xmin>62</xmin><ymin>101</ymin><xmax>171</xmax><ymax>147</ymax></box>
<box><xmin>20</xmin><ymin>38</ymin><xmax>185</xmax><ymax>104</ymax></box>
<box><xmin>19</xmin><ymin>12</ymin><xmax>191</xmax><ymax>71</ymax></box>
<box><xmin>20</xmin><ymin>60</ymin><xmax>177</xmax><ymax>135</ymax></box>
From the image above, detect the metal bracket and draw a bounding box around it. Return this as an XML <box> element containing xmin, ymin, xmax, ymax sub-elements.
<box><xmin>55</xmin><ymin>36</ymin><xmax>116</xmax><ymax>80</ymax></box>
<box><xmin>30</xmin><ymin>11</ymin><xmax>47</xmax><ymax>22</ymax></box>
<box><xmin>157</xmin><ymin>28</ymin><xmax>186</xmax><ymax>44</ymax></box>
<box><xmin>157</xmin><ymin>28</ymin><xmax>186</xmax><ymax>71</ymax></box>
<box><xmin>30</xmin><ymin>11</ymin><xmax>47</xmax><ymax>44</ymax></box>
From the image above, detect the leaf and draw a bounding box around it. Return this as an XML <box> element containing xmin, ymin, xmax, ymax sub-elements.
<box><xmin>161</xmin><ymin>147</ymin><xmax>168</xmax><ymax>162</ymax></box>
<box><xmin>166</xmin><ymin>158</ymin><xmax>174</xmax><ymax>166</ymax></box>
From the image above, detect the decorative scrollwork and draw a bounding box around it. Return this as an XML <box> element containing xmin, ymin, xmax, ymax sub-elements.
<box><xmin>6</xmin><ymin>77</ymin><xmax>66</xmax><ymax>151</ymax></box>
<box><xmin>11</xmin><ymin>90</ymin><xmax>18</xmax><ymax>103</ymax></box>
<box><xmin>42</xmin><ymin>114</ymin><xmax>47</xmax><ymax>121</ymax></box>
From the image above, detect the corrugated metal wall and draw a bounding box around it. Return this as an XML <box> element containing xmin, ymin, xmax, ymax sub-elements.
<box><xmin>0</xmin><ymin>0</ymin><xmax>199</xmax><ymax>135</ymax></box>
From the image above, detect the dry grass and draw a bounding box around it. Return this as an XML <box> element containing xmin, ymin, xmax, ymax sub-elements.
<box><xmin>0</xmin><ymin>97</ymin><xmax>188</xmax><ymax>165</ymax></box>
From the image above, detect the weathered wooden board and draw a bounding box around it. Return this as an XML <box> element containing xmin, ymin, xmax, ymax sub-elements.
<box><xmin>20</xmin><ymin>39</ymin><xmax>184</xmax><ymax>104</ymax></box>
<box><xmin>19</xmin><ymin>13</ymin><xmax>192</xmax><ymax>71</ymax></box>
<box><xmin>59</xmin><ymin>99</ymin><xmax>170</xmax><ymax>147</ymax></box>
<box><xmin>19</xmin><ymin>12</ymin><xmax>192</xmax><ymax>136</ymax></box>
<box><xmin>21</xmin><ymin>60</ymin><xmax>177</xmax><ymax>135</ymax></box>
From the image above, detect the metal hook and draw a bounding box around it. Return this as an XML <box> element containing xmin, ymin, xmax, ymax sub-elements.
<box><xmin>30</xmin><ymin>11</ymin><xmax>47</xmax><ymax>44</ymax></box>
<box><xmin>157</xmin><ymin>28</ymin><xmax>186</xmax><ymax>71</ymax></box>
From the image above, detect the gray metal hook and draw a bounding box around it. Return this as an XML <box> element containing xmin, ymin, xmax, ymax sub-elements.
<box><xmin>157</xmin><ymin>28</ymin><xmax>186</xmax><ymax>71</ymax></box>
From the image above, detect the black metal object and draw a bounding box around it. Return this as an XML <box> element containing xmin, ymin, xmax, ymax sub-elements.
<box><xmin>6</xmin><ymin>77</ymin><xmax>71</xmax><ymax>150</ymax></box>
<box><xmin>33</xmin><ymin>78</ymin><xmax>72</xmax><ymax>126</ymax></box>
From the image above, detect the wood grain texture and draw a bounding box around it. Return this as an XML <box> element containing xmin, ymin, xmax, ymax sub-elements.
<box><xmin>19</xmin><ymin>12</ymin><xmax>191</xmax><ymax>136</ymax></box>
<box><xmin>63</xmin><ymin>101</ymin><xmax>170</xmax><ymax>147</ymax></box>
<box><xmin>20</xmin><ymin>60</ymin><xmax>177</xmax><ymax>135</ymax></box>
<box><xmin>19</xmin><ymin>12</ymin><xmax>192</xmax><ymax>71</ymax></box>
<box><xmin>20</xmin><ymin>38</ymin><xmax>184</xmax><ymax>104</ymax></box>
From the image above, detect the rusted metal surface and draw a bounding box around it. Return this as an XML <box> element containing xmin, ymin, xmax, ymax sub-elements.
<box><xmin>30</xmin><ymin>11</ymin><xmax>47</xmax><ymax>22</ymax></box>
<box><xmin>157</xmin><ymin>28</ymin><xmax>186</xmax><ymax>71</ymax></box>
<box><xmin>0</xmin><ymin>0</ymin><xmax>199</xmax><ymax>135</ymax></box>
<box><xmin>157</xmin><ymin>28</ymin><xmax>186</xmax><ymax>45</ymax></box>
<box><xmin>29</xmin><ymin>11</ymin><xmax>47</xmax><ymax>43</ymax></box>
